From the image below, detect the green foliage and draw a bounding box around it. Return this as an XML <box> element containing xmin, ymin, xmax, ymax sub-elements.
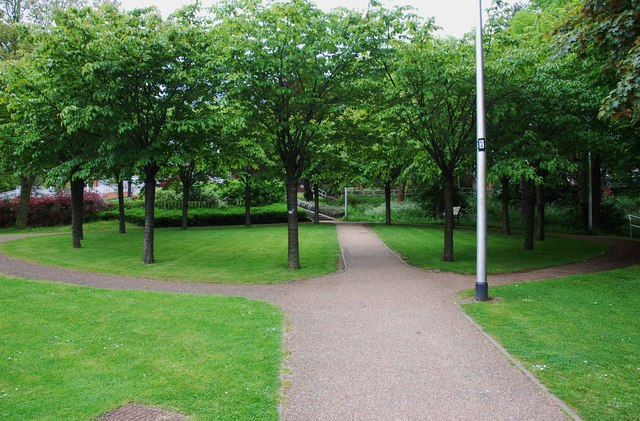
<box><xmin>152</xmin><ymin>184</ymin><xmax>227</xmax><ymax>208</ymax></box>
<box><xmin>195</xmin><ymin>183</ymin><xmax>226</xmax><ymax>205</ymax></box>
<box><xmin>312</xmin><ymin>203</ymin><xmax>344</xmax><ymax>218</ymax></box>
<box><xmin>154</xmin><ymin>188</ymin><xmax>183</xmax><ymax>203</ymax></box>
<box><xmin>214</xmin><ymin>0</ymin><xmax>370</xmax><ymax>181</ymax></box>
<box><xmin>560</xmin><ymin>0</ymin><xmax>640</xmax><ymax>124</ymax></box>
<box><xmin>1</xmin><ymin>224</ymin><xmax>340</xmax><ymax>283</ymax></box>
<box><xmin>0</xmin><ymin>173</ymin><xmax>16</xmax><ymax>191</ymax></box>
<box><xmin>99</xmin><ymin>204</ymin><xmax>309</xmax><ymax>228</ymax></box>
<box><xmin>0</xmin><ymin>276</ymin><xmax>282</xmax><ymax>419</ymax></box>
<box><xmin>345</xmin><ymin>199</ymin><xmax>432</xmax><ymax>224</ymax></box>
<box><xmin>218</xmin><ymin>178</ymin><xmax>284</xmax><ymax>207</ymax></box>
<box><xmin>463</xmin><ymin>265</ymin><xmax>640</xmax><ymax>420</ymax></box>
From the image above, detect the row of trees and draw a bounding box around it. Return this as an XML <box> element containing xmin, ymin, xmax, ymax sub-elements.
<box><xmin>1</xmin><ymin>0</ymin><xmax>638</xmax><ymax>268</ymax></box>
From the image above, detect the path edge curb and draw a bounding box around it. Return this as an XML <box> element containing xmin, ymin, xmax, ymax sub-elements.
<box><xmin>363</xmin><ymin>224</ymin><xmax>412</xmax><ymax>268</ymax></box>
<box><xmin>335</xmin><ymin>223</ymin><xmax>348</xmax><ymax>273</ymax></box>
<box><xmin>459</xmin><ymin>308</ymin><xmax>583</xmax><ymax>421</ymax></box>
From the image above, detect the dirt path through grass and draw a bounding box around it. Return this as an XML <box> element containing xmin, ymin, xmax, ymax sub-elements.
<box><xmin>1</xmin><ymin>226</ymin><xmax>638</xmax><ymax>420</ymax></box>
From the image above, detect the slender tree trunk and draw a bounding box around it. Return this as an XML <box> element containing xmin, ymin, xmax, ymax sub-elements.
<box><xmin>397</xmin><ymin>180</ymin><xmax>406</xmax><ymax>203</ymax></box>
<box><xmin>127</xmin><ymin>176</ymin><xmax>132</xmax><ymax>198</ymax></box>
<box><xmin>435</xmin><ymin>194</ymin><xmax>443</xmax><ymax>219</ymax></box>
<box><xmin>181</xmin><ymin>178</ymin><xmax>190</xmax><ymax>230</ymax></box>
<box><xmin>70</xmin><ymin>178</ymin><xmax>84</xmax><ymax>248</ymax></box>
<box><xmin>522</xmin><ymin>178</ymin><xmax>535</xmax><ymax>250</ymax></box>
<box><xmin>501</xmin><ymin>175</ymin><xmax>511</xmax><ymax>235</ymax></box>
<box><xmin>520</xmin><ymin>178</ymin><xmax>528</xmax><ymax>214</ymax></box>
<box><xmin>592</xmin><ymin>155</ymin><xmax>602</xmax><ymax>230</ymax></box>
<box><xmin>443</xmin><ymin>174</ymin><xmax>455</xmax><ymax>262</ymax></box>
<box><xmin>385</xmin><ymin>181</ymin><xmax>392</xmax><ymax>225</ymax></box>
<box><xmin>313</xmin><ymin>183</ymin><xmax>319</xmax><ymax>224</ymax></box>
<box><xmin>117</xmin><ymin>179</ymin><xmax>126</xmax><ymax>234</ymax></box>
<box><xmin>244</xmin><ymin>175</ymin><xmax>251</xmax><ymax>227</ymax></box>
<box><xmin>286</xmin><ymin>177</ymin><xmax>301</xmax><ymax>269</ymax></box>
<box><xmin>14</xmin><ymin>174</ymin><xmax>35</xmax><ymax>229</ymax></box>
<box><xmin>303</xmin><ymin>178</ymin><xmax>313</xmax><ymax>201</ymax></box>
<box><xmin>536</xmin><ymin>183</ymin><xmax>545</xmax><ymax>241</ymax></box>
<box><xmin>143</xmin><ymin>165</ymin><xmax>158</xmax><ymax>264</ymax></box>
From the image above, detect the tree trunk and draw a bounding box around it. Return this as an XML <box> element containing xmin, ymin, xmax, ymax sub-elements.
<box><xmin>443</xmin><ymin>174</ymin><xmax>455</xmax><ymax>262</ymax></box>
<box><xmin>592</xmin><ymin>155</ymin><xmax>602</xmax><ymax>230</ymax></box>
<box><xmin>501</xmin><ymin>175</ymin><xmax>511</xmax><ymax>235</ymax></box>
<box><xmin>520</xmin><ymin>178</ymin><xmax>528</xmax><ymax>214</ymax></box>
<box><xmin>397</xmin><ymin>180</ymin><xmax>406</xmax><ymax>203</ymax></box>
<box><xmin>127</xmin><ymin>176</ymin><xmax>132</xmax><ymax>198</ymax></box>
<box><xmin>244</xmin><ymin>175</ymin><xmax>251</xmax><ymax>227</ymax></box>
<box><xmin>522</xmin><ymin>178</ymin><xmax>535</xmax><ymax>250</ymax></box>
<box><xmin>143</xmin><ymin>165</ymin><xmax>158</xmax><ymax>264</ymax></box>
<box><xmin>385</xmin><ymin>181</ymin><xmax>392</xmax><ymax>225</ymax></box>
<box><xmin>181</xmin><ymin>178</ymin><xmax>190</xmax><ymax>230</ymax></box>
<box><xmin>14</xmin><ymin>174</ymin><xmax>35</xmax><ymax>229</ymax></box>
<box><xmin>435</xmin><ymin>194</ymin><xmax>443</xmax><ymax>219</ymax></box>
<box><xmin>286</xmin><ymin>177</ymin><xmax>301</xmax><ymax>269</ymax></box>
<box><xmin>303</xmin><ymin>178</ymin><xmax>313</xmax><ymax>201</ymax></box>
<box><xmin>313</xmin><ymin>183</ymin><xmax>320</xmax><ymax>224</ymax></box>
<box><xmin>117</xmin><ymin>179</ymin><xmax>126</xmax><ymax>234</ymax></box>
<box><xmin>536</xmin><ymin>183</ymin><xmax>545</xmax><ymax>241</ymax></box>
<box><xmin>70</xmin><ymin>178</ymin><xmax>84</xmax><ymax>248</ymax></box>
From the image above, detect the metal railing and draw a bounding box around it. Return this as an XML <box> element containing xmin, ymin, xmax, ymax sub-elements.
<box><xmin>628</xmin><ymin>214</ymin><xmax>640</xmax><ymax>238</ymax></box>
<box><xmin>345</xmin><ymin>188</ymin><xmax>418</xmax><ymax>197</ymax></box>
<box><xmin>0</xmin><ymin>189</ymin><xmax>18</xmax><ymax>200</ymax></box>
<box><xmin>317</xmin><ymin>188</ymin><xmax>335</xmax><ymax>200</ymax></box>
<box><xmin>123</xmin><ymin>200</ymin><xmax>218</xmax><ymax>210</ymax></box>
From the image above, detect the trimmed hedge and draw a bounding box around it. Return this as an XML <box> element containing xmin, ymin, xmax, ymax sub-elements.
<box><xmin>98</xmin><ymin>204</ymin><xmax>310</xmax><ymax>227</ymax></box>
<box><xmin>0</xmin><ymin>191</ymin><xmax>111</xmax><ymax>228</ymax></box>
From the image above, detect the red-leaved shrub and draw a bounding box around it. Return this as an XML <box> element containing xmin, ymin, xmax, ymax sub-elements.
<box><xmin>0</xmin><ymin>191</ymin><xmax>112</xmax><ymax>228</ymax></box>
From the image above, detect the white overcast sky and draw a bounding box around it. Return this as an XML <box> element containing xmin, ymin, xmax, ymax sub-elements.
<box><xmin>118</xmin><ymin>0</ymin><xmax>515</xmax><ymax>38</ymax></box>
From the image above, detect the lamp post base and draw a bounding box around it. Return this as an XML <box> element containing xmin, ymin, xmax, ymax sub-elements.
<box><xmin>475</xmin><ymin>282</ymin><xmax>488</xmax><ymax>301</ymax></box>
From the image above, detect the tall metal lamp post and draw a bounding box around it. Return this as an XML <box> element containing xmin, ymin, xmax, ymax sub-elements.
<box><xmin>475</xmin><ymin>0</ymin><xmax>489</xmax><ymax>301</ymax></box>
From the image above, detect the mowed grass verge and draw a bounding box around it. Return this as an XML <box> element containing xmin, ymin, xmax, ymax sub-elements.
<box><xmin>372</xmin><ymin>225</ymin><xmax>609</xmax><ymax>273</ymax></box>
<box><xmin>461</xmin><ymin>266</ymin><xmax>640</xmax><ymax>420</ymax></box>
<box><xmin>0</xmin><ymin>220</ymin><xmax>124</xmax><ymax>235</ymax></box>
<box><xmin>0</xmin><ymin>276</ymin><xmax>282</xmax><ymax>420</ymax></box>
<box><xmin>0</xmin><ymin>224</ymin><xmax>340</xmax><ymax>284</ymax></box>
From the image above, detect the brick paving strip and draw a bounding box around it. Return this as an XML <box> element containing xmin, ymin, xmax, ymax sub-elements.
<box><xmin>1</xmin><ymin>225</ymin><xmax>639</xmax><ymax>420</ymax></box>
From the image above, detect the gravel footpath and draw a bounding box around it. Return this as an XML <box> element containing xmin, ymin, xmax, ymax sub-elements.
<box><xmin>1</xmin><ymin>225</ymin><xmax>638</xmax><ymax>420</ymax></box>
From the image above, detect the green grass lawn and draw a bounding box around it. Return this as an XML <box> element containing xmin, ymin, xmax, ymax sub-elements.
<box><xmin>0</xmin><ymin>220</ymin><xmax>123</xmax><ymax>235</ymax></box>
<box><xmin>372</xmin><ymin>225</ymin><xmax>609</xmax><ymax>273</ymax></box>
<box><xmin>0</xmin><ymin>223</ymin><xmax>340</xmax><ymax>284</ymax></box>
<box><xmin>0</xmin><ymin>276</ymin><xmax>282</xmax><ymax>420</ymax></box>
<box><xmin>462</xmin><ymin>266</ymin><xmax>640</xmax><ymax>420</ymax></box>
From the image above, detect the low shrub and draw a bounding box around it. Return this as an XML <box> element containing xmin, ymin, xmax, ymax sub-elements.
<box><xmin>313</xmin><ymin>203</ymin><xmax>344</xmax><ymax>218</ymax></box>
<box><xmin>0</xmin><ymin>191</ymin><xmax>111</xmax><ymax>228</ymax></box>
<box><xmin>154</xmin><ymin>187</ymin><xmax>183</xmax><ymax>203</ymax></box>
<box><xmin>219</xmin><ymin>178</ymin><xmax>285</xmax><ymax>207</ymax></box>
<box><xmin>363</xmin><ymin>201</ymin><xmax>431</xmax><ymax>222</ymax></box>
<box><xmin>344</xmin><ymin>199</ymin><xmax>433</xmax><ymax>223</ymax></box>
<box><xmin>99</xmin><ymin>203</ymin><xmax>310</xmax><ymax>227</ymax></box>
